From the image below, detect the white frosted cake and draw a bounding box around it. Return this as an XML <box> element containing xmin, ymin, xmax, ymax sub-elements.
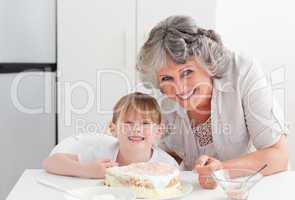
<box><xmin>104</xmin><ymin>162</ymin><xmax>182</xmax><ymax>199</ymax></box>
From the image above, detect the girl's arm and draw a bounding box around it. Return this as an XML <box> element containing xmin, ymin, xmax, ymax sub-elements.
<box><xmin>42</xmin><ymin>153</ymin><xmax>82</xmax><ymax>177</ymax></box>
<box><xmin>42</xmin><ymin>153</ymin><xmax>116</xmax><ymax>179</ymax></box>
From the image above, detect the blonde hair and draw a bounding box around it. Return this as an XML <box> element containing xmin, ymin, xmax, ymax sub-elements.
<box><xmin>112</xmin><ymin>92</ymin><xmax>161</xmax><ymax>124</ymax></box>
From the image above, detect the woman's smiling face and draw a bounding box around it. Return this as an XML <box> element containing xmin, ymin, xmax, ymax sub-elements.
<box><xmin>158</xmin><ymin>57</ymin><xmax>213</xmax><ymax>112</ymax></box>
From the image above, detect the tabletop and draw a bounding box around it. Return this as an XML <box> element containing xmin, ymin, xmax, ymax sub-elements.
<box><xmin>6</xmin><ymin>169</ymin><xmax>295</xmax><ymax>200</ymax></box>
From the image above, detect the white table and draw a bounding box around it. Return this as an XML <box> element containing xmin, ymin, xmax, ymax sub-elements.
<box><xmin>6</xmin><ymin>170</ymin><xmax>295</xmax><ymax>200</ymax></box>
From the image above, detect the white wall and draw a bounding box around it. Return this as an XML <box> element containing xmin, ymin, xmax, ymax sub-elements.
<box><xmin>216</xmin><ymin>0</ymin><xmax>295</xmax><ymax>168</ymax></box>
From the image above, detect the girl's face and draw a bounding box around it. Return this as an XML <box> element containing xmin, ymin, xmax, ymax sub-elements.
<box><xmin>112</xmin><ymin>110</ymin><xmax>162</xmax><ymax>151</ymax></box>
<box><xmin>158</xmin><ymin>58</ymin><xmax>213</xmax><ymax>112</ymax></box>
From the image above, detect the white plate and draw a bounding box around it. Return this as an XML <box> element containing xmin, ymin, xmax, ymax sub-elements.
<box><xmin>65</xmin><ymin>181</ymin><xmax>193</xmax><ymax>200</ymax></box>
<box><xmin>144</xmin><ymin>182</ymin><xmax>194</xmax><ymax>200</ymax></box>
<box><xmin>64</xmin><ymin>186</ymin><xmax>136</xmax><ymax>200</ymax></box>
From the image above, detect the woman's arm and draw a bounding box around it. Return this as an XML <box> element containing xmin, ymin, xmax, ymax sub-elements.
<box><xmin>223</xmin><ymin>134</ymin><xmax>288</xmax><ymax>175</ymax></box>
<box><xmin>42</xmin><ymin>153</ymin><xmax>116</xmax><ymax>179</ymax></box>
<box><xmin>195</xmin><ymin>135</ymin><xmax>288</xmax><ymax>189</ymax></box>
<box><xmin>237</xmin><ymin>61</ymin><xmax>289</xmax><ymax>175</ymax></box>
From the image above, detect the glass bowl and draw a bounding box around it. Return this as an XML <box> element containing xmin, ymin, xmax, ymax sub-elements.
<box><xmin>212</xmin><ymin>169</ymin><xmax>264</xmax><ymax>200</ymax></box>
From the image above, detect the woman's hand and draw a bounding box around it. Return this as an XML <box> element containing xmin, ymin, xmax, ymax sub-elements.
<box><xmin>80</xmin><ymin>159</ymin><xmax>118</xmax><ymax>179</ymax></box>
<box><xmin>194</xmin><ymin>155</ymin><xmax>223</xmax><ymax>189</ymax></box>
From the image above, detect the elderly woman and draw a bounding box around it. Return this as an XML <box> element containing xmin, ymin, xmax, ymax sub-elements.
<box><xmin>136</xmin><ymin>15</ymin><xmax>288</xmax><ymax>189</ymax></box>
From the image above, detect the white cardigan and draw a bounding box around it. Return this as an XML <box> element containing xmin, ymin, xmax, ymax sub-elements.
<box><xmin>159</xmin><ymin>53</ymin><xmax>288</xmax><ymax>170</ymax></box>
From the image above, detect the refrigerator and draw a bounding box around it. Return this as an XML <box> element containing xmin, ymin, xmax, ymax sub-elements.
<box><xmin>0</xmin><ymin>0</ymin><xmax>57</xmax><ymax>199</ymax></box>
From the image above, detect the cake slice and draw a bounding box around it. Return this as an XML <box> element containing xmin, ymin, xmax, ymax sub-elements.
<box><xmin>104</xmin><ymin>162</ymin><xmax>182</xmax><ymax>199</ymax></box>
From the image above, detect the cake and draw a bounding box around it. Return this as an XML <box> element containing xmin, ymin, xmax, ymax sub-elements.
<box><xmin>104</xmin><ymin>162</ymin><xmax>182</xmax><ymax>199</ymax></box>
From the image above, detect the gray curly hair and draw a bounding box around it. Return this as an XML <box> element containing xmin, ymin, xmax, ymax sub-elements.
<box><xmin>136</xmin><ymin>15</ymin><xmax>232</xmax><ymax>89</ymax></box>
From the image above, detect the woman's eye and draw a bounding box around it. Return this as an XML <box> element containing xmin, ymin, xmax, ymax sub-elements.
<box><xmin>182</xmin><ymin>69</ymin><xmax>193</xmax><ymax>77</ymax></box>
<box><xmin>161</xmin><ymin>76</ymin><xmax>173</xmax><ymax>82</ymax></box>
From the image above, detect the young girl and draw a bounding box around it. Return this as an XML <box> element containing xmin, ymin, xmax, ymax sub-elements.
<box><xmin>43</xmin><ymin>92</ymin><xmax>179</xmax><ymax>179</ymax></box>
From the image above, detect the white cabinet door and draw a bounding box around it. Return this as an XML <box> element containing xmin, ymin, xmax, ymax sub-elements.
<box><xmin>0</xmin><ymin>72</ymin><xmax>56</xmax><ymax>199</ymax></box>
<box><xmin>0</xmin><ymin>0</ymin><xmax>56</xmax><ymax>63</ymax></box>
<box><xmin>58</xmin><ymin>0</ymin><xmax>136</xmax><ymax>140</ymax></box>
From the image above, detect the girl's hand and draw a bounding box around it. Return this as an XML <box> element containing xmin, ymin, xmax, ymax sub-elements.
<box><xmin>80</xmin><ymin>159</ymin><xmax>118</xmax><ymax>179</ymax></box>
<box><xmin>194</xmin><ymin>155</ymin><xmax>223</xmax><ymax>189</ymax></box>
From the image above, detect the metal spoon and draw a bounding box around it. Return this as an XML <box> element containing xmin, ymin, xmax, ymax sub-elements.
<box><xmin>240</xmin><ymin>164</ymin><xmax>268</xmax><ymax>190</ymax></box>
<box><xmin>245</xmin><ymin>164</ymin><xmax>268</xmax><ymax>183</ymax></box>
